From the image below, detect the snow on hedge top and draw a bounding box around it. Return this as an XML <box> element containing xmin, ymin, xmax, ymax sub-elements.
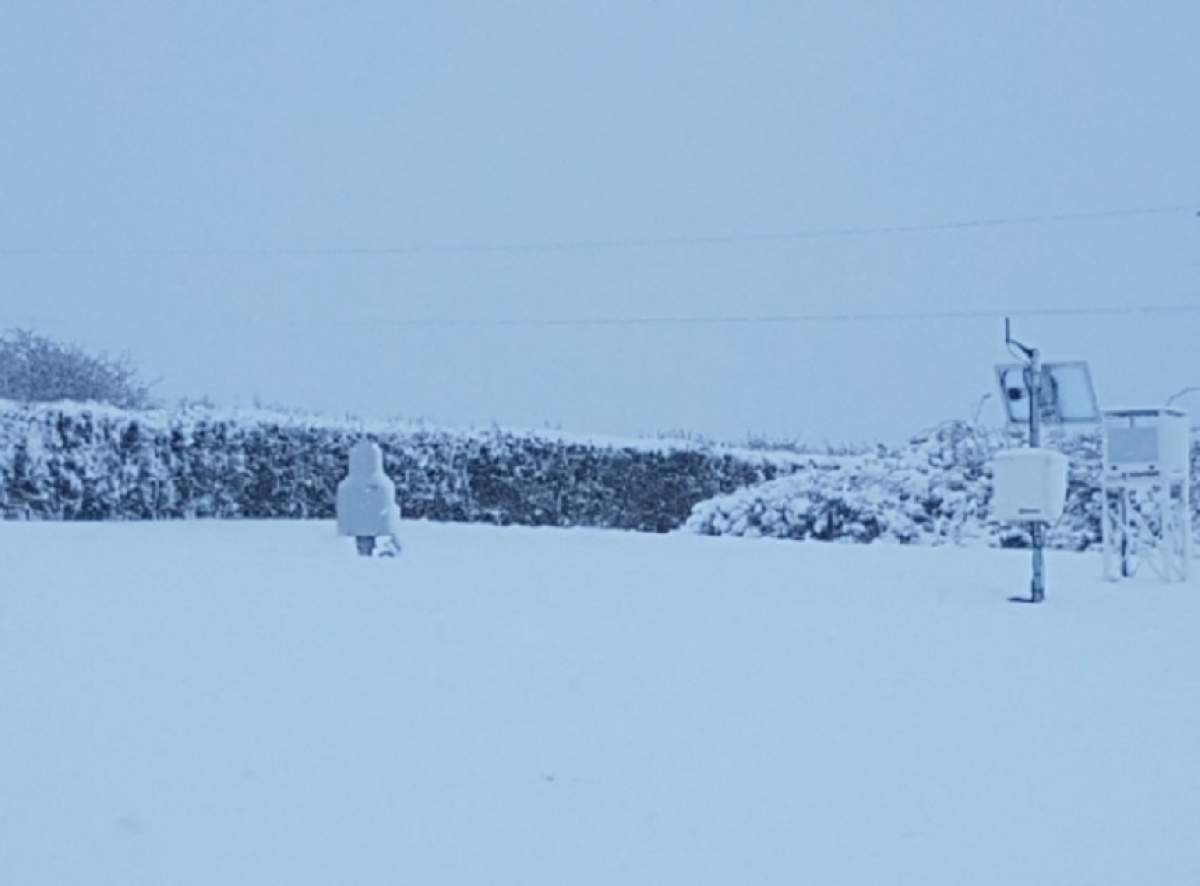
<box><xmin>0</xmin><ymin>398</ymin><xmax>844</xmax><ymax>466</ymax></box>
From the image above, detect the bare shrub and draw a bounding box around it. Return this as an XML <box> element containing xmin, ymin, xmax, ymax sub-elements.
<box><xmin>0</xmin><ymin>328</ymin><xmax>156</xmax><ymax>409</ymax></box>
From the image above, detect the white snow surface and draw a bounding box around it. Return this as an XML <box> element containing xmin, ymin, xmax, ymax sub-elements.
<box><xmin>2</xmin><ymin>519</ymin><xmax>1199</xmax><ymax>885</ymax></box>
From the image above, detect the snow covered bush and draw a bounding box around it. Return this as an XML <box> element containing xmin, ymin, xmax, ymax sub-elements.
<box><xmin>0</xmin><ymin>329</ymin><xmax>154</xmax><ymax>409</ymax></box>
<box><xmin>685</xmin><ymin>421</ymin><xmax>1197</xmax><ymax>551</ymax></box>
<box><xmin>686</xmin><ymin>422</ymin><xmax>999</xmax><ymax>546</ymax></box>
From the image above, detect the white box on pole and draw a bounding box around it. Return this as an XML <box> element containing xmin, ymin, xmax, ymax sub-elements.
<box><xmin>991</xmin><ymin>448</ymin><xmax>1069</xmax><ymax>523</ymax></box>
<box><xmin>1103</xmin><ymin>408</ymin><xmax>1189</xmax><ymax>481</ymax></box>
<box><xmin>1100</xmin><ymin>408</ymin><xmax>1191</xmax><ymax>582</ymax></box>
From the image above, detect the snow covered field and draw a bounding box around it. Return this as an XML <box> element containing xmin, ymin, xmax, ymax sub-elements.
<box><xmin>2</xmin><ymin>519</ymin><xmax>1198</xmax><ymax>885</ymax></box>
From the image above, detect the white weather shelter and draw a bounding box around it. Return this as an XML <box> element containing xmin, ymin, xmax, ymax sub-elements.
<box><xmin>991</xmin><ymin>448</ymin><xmax>1070</xmax><ymax>524</ymax></box>
<box><xmin>1101</xmin><ymin>408</ymin><xmax>1192</xmax><ymax>582</ymax></box>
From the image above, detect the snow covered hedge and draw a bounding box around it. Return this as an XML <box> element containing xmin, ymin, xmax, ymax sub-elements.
<box><xmin>685</xmin><ymin>421</ymin><xmax>1200</xmax><ymax>551</ymax></box>
<box><xmin>0</xmin><ymin>401</ymin><xmax>816</xmax><ymax>531</ymax></box>
<box><xmin>7</xmin><ymin>402</ymin><xmax>1195</xmax><ymax>549</ymax></box>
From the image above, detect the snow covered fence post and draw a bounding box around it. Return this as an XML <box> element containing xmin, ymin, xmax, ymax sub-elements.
<box><xmin>336</xmin><ymin>440</ymin><xmax>402</xmax><ymax>557</ymax></box>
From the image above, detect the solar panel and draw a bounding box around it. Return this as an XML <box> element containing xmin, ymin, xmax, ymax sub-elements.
<box><xmin>994</xmin><ymin>361</ymin><xmax>1101</xmax><ymax>427</ymax></box>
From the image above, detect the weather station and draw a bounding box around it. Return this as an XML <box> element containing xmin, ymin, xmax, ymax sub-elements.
<box><xmin>1101</xmin><ymin>408</ymin><xmax>1192</xmax><ymax>582</ymax></box>
<box><xmin>992</xmin><ymin>320</ymin><xmax>1101</xmax><ymax>603</ymax></box>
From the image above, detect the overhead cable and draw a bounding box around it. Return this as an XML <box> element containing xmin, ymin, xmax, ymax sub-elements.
<box><xmin>2</xmin><ymin>201</ymin><xmax>1196</xmax><ymax>258</ymax></box>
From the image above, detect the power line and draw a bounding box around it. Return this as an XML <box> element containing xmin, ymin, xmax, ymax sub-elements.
<box><xmin>13</xmin><ymin>299</ymin><xmax>1198</xmax><ymax>337</ymax></box>
<box><xmin>2</xmin><ymin>201</ymin><xmax>1196</xmax><ymax>258</ymax></box>
<box><xmin>280</xmin><ymin>301</ymin><xmax>1200</xmax><ymax>329</ymax></box>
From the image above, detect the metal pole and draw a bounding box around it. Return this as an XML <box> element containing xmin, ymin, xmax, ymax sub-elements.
<box><xmin>1119</xmin><ymin>488</ymin><xmax>1131</xmax><ymax>577</ymax></box>
<box><xmin>1029</xmin><ymin>348</ymin><xmax>1046</xmax><ymax>603</ymax></box>
<box><xmin>1184</xmin><ymin>472</ymin><xmax>1193</xmax><ymax>581</ymax></box>
<box><xmin>1160</xmin><ymin>484</ymin><xmax>1174</xmax><ymax>582</ymax></box>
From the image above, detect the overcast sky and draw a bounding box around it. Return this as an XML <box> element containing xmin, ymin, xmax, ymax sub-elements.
<box><xmin>3</xmin><ymin>2</ymin><xmax>1198</xmax><ymax>445</ymax></box>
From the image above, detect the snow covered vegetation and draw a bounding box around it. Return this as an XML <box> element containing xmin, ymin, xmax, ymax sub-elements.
<box><xmin>0</xmin><ymin>400</ymin><xmax>814</xmax><ymax>530</ymax></box>
<box><xmin>686</xmin><ymin>420</ymin><xmax>1200</xmax><ymax>551</ymax></box>
<box><xmin>0</xmin><ymin>328</ymin><xmax>154</xmax><ymax>409</ymax></box>
<box><xmin>4</xmin><ymin>401</ymin><xmax>1197</xmax><ymax>550</ymax></box>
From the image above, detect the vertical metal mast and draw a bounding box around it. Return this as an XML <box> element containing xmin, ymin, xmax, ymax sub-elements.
<box><xmin>1007</xmin><ymin>318</ymin><xmax>1046</xmax><ymax>603</ymax></box>
<box><xmin>1028</xmin><ymin>347</ymin><xmax>1045</xmax><ymax>602</ymax></box>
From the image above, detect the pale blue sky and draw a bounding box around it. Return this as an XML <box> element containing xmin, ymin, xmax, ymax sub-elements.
<box><xmin>2</xmin><ymin>2</ymin><xmax>1198</xmax><ymax>444</ymax></box>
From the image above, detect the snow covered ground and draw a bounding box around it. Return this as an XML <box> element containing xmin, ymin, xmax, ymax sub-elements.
<box><xmin>2</xmin><ymin>519</ymin><xmax>1198</xmax><ymax>885</ymax></box>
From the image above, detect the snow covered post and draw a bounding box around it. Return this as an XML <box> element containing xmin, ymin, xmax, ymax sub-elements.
<box><xmin>336</xmin><ymin>440</ymin><xmax>402</xmax><ymax>557</ymax></box>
